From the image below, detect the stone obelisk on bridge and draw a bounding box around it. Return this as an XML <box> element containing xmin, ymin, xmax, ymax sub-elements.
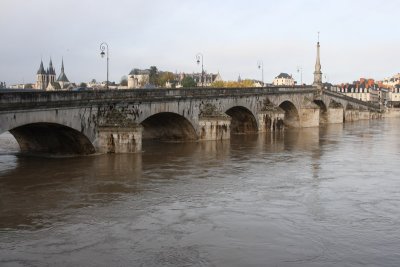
<box><xmin>313</xmin><ymin>33</ymin><xmax>323</xmax><ymax>88</ymax></box>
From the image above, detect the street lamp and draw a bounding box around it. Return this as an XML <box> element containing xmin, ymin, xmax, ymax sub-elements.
<box><xmin>257</xmin><ymin>60</ymin><xmax>264</xmax><ymax>86</ymax></box>
<box><xmin>100</xmin><ymin>42</ymin><xmax>109</xmax><ymax>89</ymax></box>
<box><xmin>297</xmin><ymin>66</ymin><xmax>303</xmax><ymax>86</ymax></box>
<box><xmin>196</xmin><ymin>53</ymin><xmax>204</xmax><ymax>87</ymax></box>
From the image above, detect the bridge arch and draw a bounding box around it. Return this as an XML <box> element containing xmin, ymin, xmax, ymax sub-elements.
<box><xmin>329</xmin><ymin>100</ymin><xmax>344</xmax><ymax>109</ymax></box>
<box><xmin>346</xmin><ymin>103</ymin><xmax>355</xmax><ymax>110</ymax></box>
<box><xmin>9</xmin><ymin>123</ymin><xmax>95</xmax><ymax>155</ymax></box>
<box><xmin>314</xmin><ymin>100</ymin><xmax>328</xmax><ymax>124</ymax></box>
<box><xmin>140</xmin><ymin>112</ymin><xmax>197</xmax><ymax>141</ymax></box>
<box><xmin>225</xmin><ymin>106</ymin><xmax>258</xmax><ymax>134</ymax></box>
<box><xmin>279</xmin><ymin>101</ymin><xmax>300</xmax><ymax>128</ymax></box>
<box><xmin>328</xmin><ymin>100</ymin><xmax>345</xmax><ymax>123</ymax></box>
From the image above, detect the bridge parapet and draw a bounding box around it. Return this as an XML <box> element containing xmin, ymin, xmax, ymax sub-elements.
<box><xmin>0</xmin><ymin>87</ymin><xmax>316</xmax><ymax>110</ymax></box>
<box><xmin>323</xmin><ymin>90</ymin><xmax>381</xmax><ymax>111</ymax></box>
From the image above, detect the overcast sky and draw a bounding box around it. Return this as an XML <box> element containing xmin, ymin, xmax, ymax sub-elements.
<box><xmin>1</xmin><ymin>0</ymin><xmax>399</xmax><ymax>85</ymax></box>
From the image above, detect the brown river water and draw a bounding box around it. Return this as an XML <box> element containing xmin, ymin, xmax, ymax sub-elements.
<box><xmin>1</xmin><ymin>118</ymin><xmax>400</xmax><ymax>266</ymax></box>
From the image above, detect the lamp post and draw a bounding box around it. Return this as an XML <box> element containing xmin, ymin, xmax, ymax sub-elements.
<box><xmin>297</xmin><ymin>66</ymin><xmax>303</xmax><ymax>86</ymax></box>
<box><xmin>100</xmin><ymin>42</ymin><xmax>109</xmax><ymax>89</ymax></box>
<box><xmin>196</xmin><ymin>53</ymin><xmax>204</xmax><ymax>87</ymax></box>
<box><xmin>257</xmin><ymin>60</ymin><xmax>264</xmax><ymax>86</ymax></box>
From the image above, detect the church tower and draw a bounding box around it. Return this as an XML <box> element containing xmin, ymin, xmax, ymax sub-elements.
<box><xmin>313</xmin><ymin>33</ymin><xmax>323</xmax><ymax>87</ymax></box>
<box><xmin>48</xmin><ymin>58</ymin><xmax>56</xmax><ymax>84</ymax></box>
<box><xmin>57</xmin><ymin>58</ymin><xmax>70</xmax><ymax>89</ymax></box>
<box><xmin>35</xmin><ymin>60</ymin><xmax>47</xmax><ymax>90</ymax></box>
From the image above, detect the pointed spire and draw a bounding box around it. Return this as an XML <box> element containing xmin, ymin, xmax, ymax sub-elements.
<box><xmin>48</xmin><ymin>57</ymin><xmax>56</xmax><ymax>75</ymax></box>
<box><xmin>61</xmin><ymin>57</ymin><xmax>64</xmax><ymax>73</ymax></box>
<box><xmin>57</xmin><ymin>57</ymin><xmax>69</xmax><ymax>83</ymax></box>
<box><xmin>313</xmin><ymin>32</ymin><xmax>323</xmax><ymax>87</ymax></box>
<box><xmin>37</xmin><ymin>60</ymin><xmax>46</xmax><ymax>75</ymax></box>
<box><xmin>315</xmin><ymin>42</ymin><xmax>321</xmax><ymax>71</ymax></box>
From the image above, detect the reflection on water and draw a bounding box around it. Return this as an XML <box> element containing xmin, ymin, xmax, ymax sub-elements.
<box><xmin>1</xmin><ymin>119</ymin><xmax>400</xmax><ymax>266</ymax></box>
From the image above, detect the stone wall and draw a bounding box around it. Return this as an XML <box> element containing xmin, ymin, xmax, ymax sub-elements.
<box><xmin>299</xmin><ymin>107</ymin><xmax>320</xmax><ymax>127</ymax></box>
<box><xmin>344</xmin><ymin>110</ymin><xmax>375</xmax><ymax>122</ymax></box>
<box><xmin>383</xmin><ymin>108</ymin><xmax>400</xmax><ymax>118</ymax></box>
<box><xmin>327</xmin><ymin>108</ymin><xmax>343</xmax><ymax>124</ymax></box>
<box><xmin>257</xmin><ymin>110</ymin><xmax>284</xmax><ymax>132</ymax></box>
<box><xmin>198</xmin><ymin>116</ymin><xmax>231</xmax><ymax>141</ymax></box>
<box><xmin>96</xmin><ymin>126</ymin><xmax>143</xmax><ymax>153</ymax></box>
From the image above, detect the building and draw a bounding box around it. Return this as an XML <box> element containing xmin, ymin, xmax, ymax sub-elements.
<box><xmin>56</xmin><ymin>59</ymin><xmax>70</xmax><ymax>89</ymax></box>
<box><xmin>36</xmin><ymin>59</ymin><xmax>53</xmax><ymax>90</ymax></box>
<box><xmin>382</xmin><ymin>74</ymin><xmax>400</xmax><ymax>88</ymax></box>
<box><xmin>331</xmin><ymin>76</ymin><xmax>400</xmax><ymax>106</ymax></box>
<box><xmin>35</xmin><ymin>58</ymin><xmax>70</xmax><ymax>90</ymax></box>
<box><xmin>185</xmin><ymin>72</ymin><xmax>222</xmax><ymax>87</ymax></box>
<box><xmin>8</xmin><ymin>84</ymin><xmax>25</xmax><ymax>89</ymax></box>
<box><xmin>332</xmin><ymin>78</ymin><xmax>381</xmax><ymax>103</ymax></box>
<box><xmin>127</xmin><ymin>68</ymin><xmax>222</xmax><ymax>88</ymax></box>
<box><xmin>333</xmin><ymin>78</ymin><xmax>373</xmax><ymax>102</ymax></box>
<box><xmin>342</xmin><ymin>86</ymin><xmax>371</xmax><ymax>102</ymax></box>
<box><xmin>383</xmin><ymin>86</ymin><xmax>400</xmax><ymax>107</ymax></box>
<box><xmin>369</xmin><ymin>88</ymin><xmax>381</xmax><ymax>104</ymax></box>
<box><xmin>127</xmin><ymin>69</ymin><xmax>150</xmax><ymax>89</ymax></box>
<box><xmin>251</xmin><ymin>80</ymin><xmax>264</xmax><ymax>87</ymax></box>
<box><xmin>272</xmin><ymin>73</ymin><xmax>295</xmax><ymax>86</ymax></box>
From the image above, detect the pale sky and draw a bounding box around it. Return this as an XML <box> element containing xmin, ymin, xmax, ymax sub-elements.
<box><xmin>1</xmin><ymin>0</ymin><xmax>399</xmax><ymax>85</ymax></box>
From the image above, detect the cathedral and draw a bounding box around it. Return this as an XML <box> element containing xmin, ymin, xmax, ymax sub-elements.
<box><xmin>35</xmin><ymin>58</ymin><xmax>70</xmax><ymax>90</ymax></box>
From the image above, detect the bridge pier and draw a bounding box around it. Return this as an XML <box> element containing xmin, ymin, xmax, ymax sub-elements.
<box><xmin>257</xmin><ymin>110</ymin><xmax>284</xmax><ymax>132</ymax></box>
<box><xmin>344</xmin><ymin>110</ymin><xmax>371</xmax><ymax>122</ymax></box>
<box><xmin>96</xmin><ymin>125</ymin><xmax>143</xmax><ymax>153</ymax></box>
<box><xmin>198</xmin><ymin>116</ymin><xmax>231</xmax><ymax>140</ymax></box>
<box><xmin>327</xmin><ymin>108</ymin><xmax>344</xmax><ymax>124</ymax></box>
<box><xmin>298</xmin><ymin>107</ymin><xmax>320</xmax><ymax>127</ymax></box>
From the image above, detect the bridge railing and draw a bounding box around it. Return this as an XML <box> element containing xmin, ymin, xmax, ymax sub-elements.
<box><xmin>0</xmin><ymin>86</ymin><xmax>316</xmax><ymax>108</ymax></box>
<box><xmin>323</xmin><ymin>90</ymin><xmax>381</xmax><ymax>110</ymax></box>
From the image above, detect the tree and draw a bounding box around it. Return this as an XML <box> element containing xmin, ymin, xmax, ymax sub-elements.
<box><xmin>24</xmin><ymin>83</ymin><xmax>33</xmax><ymax>89</ymax></box>
<box><xmin>80</xmin><ymin>82</ymin><xmax>87</xmax><ymax>88</ymax></box>
<box><xmin>149</xmin><ymin>66</ymin><xmax>159</xmax><ymax>86</ymax></box>
<box><xmin>120</xmin><ymin>75</ymin><xmax>128</xmax><ymax>86</ymax></box>
<box><xmin>91</xmin><ymin>79</ymin><xmax>97</xmax><ymax>84</ymax></box>
<box><xmin>159</xmin><ymin>72</ymin><xmax>175</xmax><ymax>87</ymax></box>
<box><xmin>181</xmin><ymin>76</ymin><xmax>196</xmax><ymax>88</ymax></box>
<box><xmin>241</xmin><ymin>79</ymin><xmax>255</xmax><ymax>87</ymax></box>
<box><xmin>211</xmin><ymin>81</ymin><xmax>225</xmax><ymax>88</ymax></box>
<box><xmin>218</xmin><ymin>79</ymin><xmax>256</xmax><ymax>88</ymax></box>
<box><xmin>225</xmin><ymin>81</ymin><xmax>240</xmax><ymax>88</ymax></box>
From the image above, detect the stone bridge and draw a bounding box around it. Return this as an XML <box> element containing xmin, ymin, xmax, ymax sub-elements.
<box><xmin>0</xmin><ymin>86</ymin><xmax>381</xmax><ymax>155</ymax></box>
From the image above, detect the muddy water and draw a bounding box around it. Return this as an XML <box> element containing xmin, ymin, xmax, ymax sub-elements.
<box><xmin>1</xmin><ymin>119</ymin><xmax>400</xmax><ymax>266</ymax></box>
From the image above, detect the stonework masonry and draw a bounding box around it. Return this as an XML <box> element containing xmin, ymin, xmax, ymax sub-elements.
<box><xmin>198</xmin><ymin>116</ymin><xmax>231</xmax><ymax>141</ymax></box>
<box><xmin>0</xmin><ymin>87</ymin><xmax>382</xmax><ymax>154</ymax></box>
<box><xmin>327</xmin><ymin>108</ymin><xmax>344</xmax><ymax>124</ymax></box>
<box><xmin>97</xmin><ymin>126</ymin><xmax>143</xmax><ymax>153</ymax></box>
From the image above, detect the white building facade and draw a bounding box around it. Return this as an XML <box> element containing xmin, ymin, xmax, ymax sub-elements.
<box><xmin>127</xmin><ymin>69</ymin><xmax>150</xmax><ymax>89</ymax></box>
<box><xmin>272</xmin><ymin>73</ymin><xmax>295</xmax><ymax>86</ymax></box>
